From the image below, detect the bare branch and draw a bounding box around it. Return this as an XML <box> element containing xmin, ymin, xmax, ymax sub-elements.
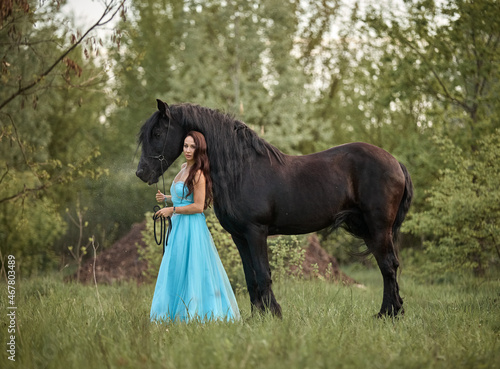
<box><xmin>0</xmin><ymin>0</ymin><xmax>126</xmax><ymax>111</ymax></box>
<box><xmin>65</xmin><ymin>209</ymin><xmax>81</xmax><ymax>228</ymax></box>
<box><xmin>91</xmin><ymin>237</ymin><xmax>104</xmax><ymax>313</ymax></box>
<box><xmin>0</xmin><ymin>165</ymin><xmax>8</xmax><ymax>185</ymax></box>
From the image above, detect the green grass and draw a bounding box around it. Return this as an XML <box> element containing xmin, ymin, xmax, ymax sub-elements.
<box><xmin>1</xmin><ymin>268</ymin><xmax>499</xmax><ymax>369</ymax></box>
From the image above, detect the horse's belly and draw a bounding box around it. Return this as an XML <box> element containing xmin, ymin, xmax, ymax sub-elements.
<box><xmin>268</xmin><ymin>219</ymin><xmax>332</xmax><ymax>236</ymax></box>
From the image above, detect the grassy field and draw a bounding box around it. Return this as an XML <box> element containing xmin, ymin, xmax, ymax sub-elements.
<box><xmin>1</xmin><ymin>267</ymin><xmax>499</xmax><ymax>369</ymax></box>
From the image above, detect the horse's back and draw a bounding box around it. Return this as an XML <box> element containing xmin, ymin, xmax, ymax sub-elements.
<box><xmin>286</xmin><ymin>142</ymin><xmax>404</xmax><ymax>185</ymax></box>
<box><xmin>308</xmin><ymin>142</ymin><xmax>400</xmax><ymax>166</ymax></box>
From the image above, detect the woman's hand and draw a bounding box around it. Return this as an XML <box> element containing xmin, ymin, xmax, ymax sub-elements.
<box><xmin>155</xmin><ymin>206</ymin><xmax>174</xmax><ymax>218</ymax></box>
<box><xmin>156</xmin><ymin>190</ymin><xmax>171</xmax><ymax>203</ymax></box>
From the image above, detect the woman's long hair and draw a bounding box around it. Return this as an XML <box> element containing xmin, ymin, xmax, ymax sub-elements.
<box><xmin>184</xmin><ymin>131</ymin><xmax>213</xmax><ymax>209</ymax></box>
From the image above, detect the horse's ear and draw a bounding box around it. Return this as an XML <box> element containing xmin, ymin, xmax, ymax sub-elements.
<box><xmin>156</xmin><ymin>99</ymin><xmax>172</xmax><ymax>119</ymax></box>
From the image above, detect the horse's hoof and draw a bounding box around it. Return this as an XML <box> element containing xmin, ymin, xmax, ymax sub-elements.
<box><xmin>375</xmin><ymin>310</ymin><xmax>404</xmax><ymax>319</ymax></box>
<box><xmin>272</xmin><ymin>306</ymin><xmax>283</xmax><ymax>319</ymax></box>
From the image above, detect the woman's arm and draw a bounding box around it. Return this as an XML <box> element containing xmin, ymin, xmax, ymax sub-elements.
<box><xmin>154</xmin><ymin>171</ymin><xmax>206</xmax><ymax>218</ymax></box>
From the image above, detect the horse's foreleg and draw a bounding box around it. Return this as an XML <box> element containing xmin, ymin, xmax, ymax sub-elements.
<box><xmin>369</xmin><ymin>233</ymin><xmax>404</xmax><ymax>317</ymax></box>
<box><xmin>231</xmin><ymin>234</ymin><xmax>260</xmax><ymax>310</ymax></box>
<box><xmin>245</xmin><ymin>227</ymin><xmax>282</xmax><ymax>318</ymax></box>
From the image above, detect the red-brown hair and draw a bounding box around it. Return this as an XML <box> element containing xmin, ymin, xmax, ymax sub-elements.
<box><xmin>184</xmin><ymin>131</ymin><xmax>213</xmax><ymax>209</ymax></box>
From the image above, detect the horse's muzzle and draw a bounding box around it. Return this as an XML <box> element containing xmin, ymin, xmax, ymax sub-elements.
<box><xmin>136</xmin><ymin>168</ymin><xmax>159</xmax><ymax>185</ymax></box>
<box><xmin>135</xmin><ymin>168</ymin><xmax>149</xmax><ymax>183</ymax></box>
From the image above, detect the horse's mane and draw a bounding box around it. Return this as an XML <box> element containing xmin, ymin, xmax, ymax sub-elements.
<box><xmin>171</xmin><ymin>103</ymin><xmax>286</xmax><ymax>216</ymax></box>
<box><xmin>138</xmin><ymin>111</ymin><xmax>160</xmax><ymax>151</ymax></box>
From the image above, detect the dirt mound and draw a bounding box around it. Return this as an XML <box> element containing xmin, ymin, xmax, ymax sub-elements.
<box><xmin>75</xmin><ymin>221</ymin><xmax>356</xmax><ymax>285</ymax></box>
<box><xmin>75</xmin><ymin>222</ymin><xmax>148</xmax><ymax>284</ymax></box>
<box><xmin>299</xmin><ymin>234</ymin><xmax>357</xmax><ymax>284</ymax></box>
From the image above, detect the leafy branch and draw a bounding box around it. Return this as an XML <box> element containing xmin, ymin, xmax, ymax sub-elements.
<box><xmin>0</xmin><ymin>148</ymin><xmax>108</xmax><ymax>204</ymax></box>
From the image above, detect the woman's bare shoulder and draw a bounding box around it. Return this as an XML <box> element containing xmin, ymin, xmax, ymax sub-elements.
<box><xmin>194</xmin><ymin>170</ymin><xmax>205</xmax><ymax>184</ymax></box>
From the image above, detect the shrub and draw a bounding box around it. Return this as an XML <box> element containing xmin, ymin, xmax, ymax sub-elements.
<box><xmin>405</xmin><ymin>131</ymin><xmax>500</xmax><ymax>274</ymax></box>
<box><xmin>268</xmin><ymin>235</ymin><xmax>306</xmax><ymax>281</ymax></box>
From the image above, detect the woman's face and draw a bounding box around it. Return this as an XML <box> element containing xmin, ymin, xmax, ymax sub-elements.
<box><xmin>183</xmin><ymin>136</ymin><xmax>196</xmax><ymax>164</ymax></box>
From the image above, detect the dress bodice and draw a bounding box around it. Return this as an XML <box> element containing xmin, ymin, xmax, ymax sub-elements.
<box><xmin>171</xmin><ymin>181</ymin><xmax>193</xmax><ymax>207</ymax></box>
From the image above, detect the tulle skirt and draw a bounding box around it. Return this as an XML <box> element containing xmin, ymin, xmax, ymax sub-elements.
<box><xmin>150</xmin><ymin>212</ymin><xmax>240</xmax><ymax>323</ymax></box>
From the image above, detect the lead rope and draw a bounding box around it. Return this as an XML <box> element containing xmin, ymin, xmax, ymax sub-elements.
<box><xmin>151</xmin><ymin>110</ymin><xmax>173</xmax><ymax>256</ymax></box>
<box><xmin>152</xmin><ymin>156</ymin><xmax>172</xmax><ymax>256</ymax></box>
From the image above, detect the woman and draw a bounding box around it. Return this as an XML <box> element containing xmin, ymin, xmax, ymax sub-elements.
<box><xmin>150</xmin><ymin>131</ymin><xmax>240</xmax><ymax>323</ymax></box>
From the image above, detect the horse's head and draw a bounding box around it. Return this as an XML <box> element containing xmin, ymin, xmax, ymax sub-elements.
<box><xmin>136</xmin><ymin>99</ymin><xmax>186</xmax><ymax>185</ymax></box>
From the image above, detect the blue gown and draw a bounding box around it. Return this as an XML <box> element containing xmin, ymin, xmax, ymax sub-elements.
<box><xmin>150</xmin><ymin>181</ymin><xmax>240</xmax><ymax>323</ymax></box>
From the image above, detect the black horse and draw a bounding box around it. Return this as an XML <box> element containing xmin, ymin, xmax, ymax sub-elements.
<box><xmin>136</xmin><ymin>99</ymin><xmax>413</xmax><ymax>318</ymax></box>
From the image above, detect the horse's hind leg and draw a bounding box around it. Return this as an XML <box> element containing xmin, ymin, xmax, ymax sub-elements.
<box><xmin>366</xmin><ymin>230</ymin><xmax>404</xmax><ymax>317</ymax></box>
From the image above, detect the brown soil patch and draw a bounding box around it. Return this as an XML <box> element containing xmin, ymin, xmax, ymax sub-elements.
<box><xmin>74</xmin><ymin>221</ymin><xmax>148</xmax><ymax>284</ymax></box>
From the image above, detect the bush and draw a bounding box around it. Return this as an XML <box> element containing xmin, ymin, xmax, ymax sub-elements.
<box><xmin>137</xmin><ymin>212</ymin><xmax>160</xmax><ymax>281</ymax></box>
<box><xmin>405</xmin><ymin>131</ymin><xmax>500</xmax><ymax>274</ymax></box>
<box><xmin>0</xmin><ymin>196</ymin><xmax>67</xmax><ymax>277</ymax></box>
<box><xmin>268</xmin><ymin>235</ymin><xmax>306</xmax><ymax>281</ymax></box>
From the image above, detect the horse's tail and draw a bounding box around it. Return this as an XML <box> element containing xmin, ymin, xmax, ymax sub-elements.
<box><xmin>392</xmin><ymin>162</ymin><xmax>413</xmax><ymax>245</ymax></box>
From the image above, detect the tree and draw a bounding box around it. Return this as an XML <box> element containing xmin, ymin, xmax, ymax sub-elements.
<box><xmin>0</xmin><ymin>0</ymin><xmax>125</xmax><ymax>275</ymax></box>
<box><xmin>108</xmin><ymin>0</ymin><xmax>316</xmax><ymax>151</ymax></box>
<box><xmin>363</xmin><ymin>0</ymin><xmax>500</xmax><ymax>148</ymax></box>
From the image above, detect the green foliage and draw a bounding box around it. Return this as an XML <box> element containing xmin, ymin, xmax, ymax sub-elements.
<box><xmin>268</xmin><ymin>235</ymin><xmax>306</xmax><ymax>280</ymax></box>
<box><xmin>360</xmin><ymin>0</ymin><xmax>500</xmax><ymax>146</ymax></box>
<box><xmin>109</xmin><ymin>0</ymin><xmax>313</xmax><ymax>154</ymax></box>
<box><xmin>1</xmin><ymin>271</ymin><xmax>499</xmax><ymax>369</ymax></box>
<box><xmin>0</xmin><ymin>0</ymin><xmax>118</xmax><ymax>276</ymax></box>
<box><xmin>137</xmin><ymin>212</ymin><xmax>162</xmax><ymax>281</ymax></box>
<box><xmin>406</xmin><ymin>130</ymin><xmax>500</xmax><ymax>273</ymax></box>
<box><xmin>0</xmin><ymin>197</ymin><xmax>67</xmax><ymax>275</ymax></box>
